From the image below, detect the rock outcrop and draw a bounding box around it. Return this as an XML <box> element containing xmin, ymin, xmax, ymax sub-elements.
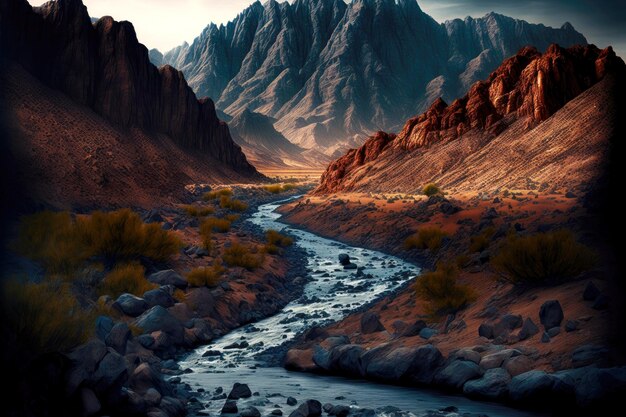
<box><xmin>0</xmin><ymin>0</ymin><xmax>256</xmax><ymax>175</ymax></box>
<box><xmin>316</xmin><ymin>44</ymin><xmax>625</xmax><ymax>194</ymax></box>
<box><xmin>158</xmin><ymin>0</ymin><xmax>587</xmax><ymax>151</ymax></box>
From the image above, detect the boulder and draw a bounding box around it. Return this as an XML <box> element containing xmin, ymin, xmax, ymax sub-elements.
<box><xmin>79</xmin><ymin>387</ymin><xmax>101</xmax><ymax>416</ymax></box>
<box><xmin>329</xmin><ymin>345</ymin><xmax>365</xmax><ymax>375</ymax></box>
<box><xmin>539</xmin><ymin>300</ymin><xmax>564</xmax><ymax>330</ymax></box>
<box><xmin>160</xmin><ymin>396</ymin><xmax>185</xmax><ymax>417</ymax></box>
<box><xmin>287</xmin><ymin>396</ymin><xmax>298</xmax><ymax>406</ymax></box>
<box><xmin>463</xmin><ymin>368</ymin><xmax>511</xmax><ymax>399</ymax></box>
<box><xmin>338</xmin><ymin>254</ymin><xmax>351</xmax><ymax>266</ymax></box>
<box><xmin>329</xmin><ymin>405</ymin><xmax>351</xmax><ymax>417</ymax></box>
<box><xmin>450</xmin><ymin>348</ymin><xmax>481</xmax><ymax>365</ymax></box>
<box><xmin>405</xmin><ymin>344</ymin><xmax>444</xmax><ymax>384</ymax></box>
<box><xmin>114</xmin><ymin>293</ymin><xmax>148</xmax><ymax>317</ymax></box>
<box><xmin>478</xmin><ymin>323</ymin><xmax>494</xmax><ymax>339</ymax></box>
<box><xmin>105</xmin><ymin>322</ymin><xmax>131</xmax><ymax>354</ymax></box>
<box><xmin>508</xmin><ymin>370</ymin><xmax>555</xmax><ymax>402</ymax></box>
<box><xmin>479</xmin><ymin>349</ymin><xmax>521</xmax><ymax>370</ymax></box>
<box><xmin>419</xmin><ymin>328</ymin><xmax>437</xmax><ymax>340</ymax></box>
<box><xmin>221</xmin><ymin>400</ymin><xmax>238</xmax><ymax>414</ymax></box>
<box><xmin>592</xmin><ymin>295</ymin><xmax>609</xmax><ymax>310</ymax></box>
<box><xmin>143</xmin><ymin>288</ymin><xmax>176</xmax><ymax>308</ymax></box>
<box><xmin>95</xmin><ymin>316</ymin><xmax>114</xmax><ymax>341</ymax></box>
<box><xmin>541</xmin><ymin>332</ymin><xmax>550</xmax><ymax>343</ymax></box>
<box><xmin>324</xmin><ymin>336</ymin><xmax>351</xmax><ymax>349</ymax></box>
<box><xmin>493</xmin><ymin>314</ymin><xmax>523</xmax><ymax>338</ymax></box>
<box><xmin>582</xmin><ymin>281</ymin><xmax>600</xmax><ymax>301</ymax></box>
<box><xmin>144</xmin><ymin>388</ymin><xmax>162</xmax><ymax>406</ymax></box>
<box><xmin>434</xmin><ymin>360</ymin><xmax>481</xmax><ymax>390</ymax></box>
<box><xmin>571</xmin><ymin>345</ymin><xmax>609</xmax><ymax>368</ymax></box>
<box><xmin>134</xmin><ymin>306</ymin><xmax>184</xmax><ymax>345</ymax></box>
<box><xmin>548</xmin><ymin>327</ymin><xmax>561</xmax><ymax>337</ymax></box>
<box><xmin>400</xmin><ymin>319</ymin><xmax>427</xmax><ymax>337</ymax></box>
<box><xmin>228</xmin><ymin>382</ymin><xmax>252</xmax><ymax>399</ymax></box>
<box><xmin>129</xmin><ymin>363</ymin><xmax>172</xmax><ymax>396</ymax></box>
<box><xmin>575</xmin><ymin>366</ymin><xmax>626</xmax><ymax>406</ymax></box>
<box><xmin>518</xmin><ymin>318</ymin><xmax>540</xmax><ymax>341</ymax></box>
<box><xmin>240</xmin><ymin>406</ymin><xmax>262</xmax><ymax>417</ymax></box>
<box><xmin>148</xmin><ymin>270</ymin><xmax>187</xmax><ymax>288</ymax></box>
<box><xmin>363</xmin><ymin>346</ymin><xmax>418</xmax><ymax>381</ymax></box>
<box><xmin>92</xmin><ymin>350</ymin><xmax>128</xmax><ymax>394</ymax></box>
<box><xmin>360</xmin><ymin>312</ymin><xmax>385</xmax><ymax>334</ymax></box>
<box><xmin>289</xmin><ymin>400</ymin><xmax>322</xmax><ymax>417</ymax></box>
<box><xmin>503</xmin><ymin>355</ymin><xmax>533</xmax><ymax>377</ymax></box>
<box><xmin>343</xmin><ymin>263</ymin><xmax>358</xmax><ymax>270</ymax></box>
<box><xmin>565</xmin><ymin>320</ymin><xmax>579</xmax><ymax>332</ymax></box>
<box><xmin>391</xmin><ymin>320</ymin><xmax>408</xmax><ymax>334</ymax></box>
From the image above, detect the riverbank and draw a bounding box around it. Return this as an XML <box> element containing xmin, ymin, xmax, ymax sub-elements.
<box><xmin>0</xmin><ymin>183</ymin><xmax>311</xmax><ymax>417</ymax></box>
<box><xmin>278</xmin><ymin>190</ymin><xmax>626</xmax><ymax>414</ymax></box>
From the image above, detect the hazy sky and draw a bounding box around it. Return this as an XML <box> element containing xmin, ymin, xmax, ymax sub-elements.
<box><xmin>27</xmin><ymin>0</ymin><xmax>626</xmax><ymax>57</ymax></box>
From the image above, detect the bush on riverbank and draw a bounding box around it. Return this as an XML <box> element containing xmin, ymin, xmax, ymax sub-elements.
<box><xmin>264</xmin><ymin>183</ymin><xmax>297</xmax><ymax>194</ymax></box>
<box><xmin>264</xmin><ymin>229</ymin><xmax>294</xmax><ymax>254</ymax></box>
<box><xmin>202</xmin><ymin>188</ymin><xmax>233</xmax><ymax>201</ymax></box>
<box><xmin>469</xmin><ymin>226</ymin><xmax>496</xmax><ymax>253</ymax></box>
<box><xmin>404</xmin><ymin>227</ymin><xmax>448</xmax><ymax>253</ymax></box>
<box><xmin>183</xmin><ymin>204</ymin><xmax>214</xmax><ymax>217</ymax></box>
<box><xmin>100</xmin><ymin>263</ymin><xmax>156</xmax><ymax>297</ymax></box>
<box><xmin>492</xmin><ymin>229</ymin><xmax>595</xmax><ymax>285</ymax></box>
<box><xmin>223</xmin><ymin>242</ymin><xmax>262</xmax><ymax>270</ymax></box>
<box><xmin>219</xmin><ymin>195</ymin><xmax>248</xmax><ymax>212</ymax></box>
<box><xmin>415</xmin><ymin>262</ymin><xmax>476</xmax><ymax>315</ymax></box>
<box><xmin>186</xmin><ymin>261</ymin><xmax>224</xmax><ymax>287</ymax></box>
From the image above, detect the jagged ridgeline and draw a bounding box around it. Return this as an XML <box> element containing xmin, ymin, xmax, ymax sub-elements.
<box><xmin>153</xmin><ymin>0</ymin><xmax>587</xmax><ymax>151</ymax></box>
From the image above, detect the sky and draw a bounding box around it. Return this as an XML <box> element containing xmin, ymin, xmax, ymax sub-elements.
<box><xmin>27</xmin><ymin>0</ymin><xmax>626</xmax><ymax>57</ymax></box>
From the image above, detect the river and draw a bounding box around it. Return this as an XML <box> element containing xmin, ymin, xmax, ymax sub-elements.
<box><xmin>178</xmin><ymin>198</ymin><xmax>540</xmax><ymax>417</ymax></box>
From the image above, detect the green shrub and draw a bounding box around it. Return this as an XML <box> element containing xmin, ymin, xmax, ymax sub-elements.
<box><xmin>492</xmin><ymin>229</ymin><xmax>595</xmax><ymax>285</ymax></box>
<box><xmin>404</xmin><ymin>227</ymin><xmax>448</xmax><ymax>253</ymax></box>
<box><xmin>186</xmin><ymin>261</ymin><xmax>224</xmax><ymax>287</ymax></box>
<box><xmin>223</xmin><ymin>242</ymin><xmax>262</xmax><ymax>270</ymax></box>
<box><xmin>415</xmin><ymin>262</ymin><xmax>476</xmax><ymax>315</ymax></box>
<box><xmin>422</xmin><ymin>183</ymin><xmax>441</xmax><ymax>197</ymax></box>
<box><xmin>82</xmin><ymin>209</ymin><xmax>181</xmax><ymax>264</ymax></box>
<box><xmin>183</xmin><ymin>205</ymin><xmax>214</xmax><ymax>217</ymax></box>
<box><xmin>100</xmin><ymin>263</ymin><xmax>156</xmax><ymax>297</ymax></box>
<box><xmin>15</xmin><ymin>211</ymin><xmax>92</xmax><ymax>275</ymax></box>
<box><xmin>202</xmin><ymin>188</ymin><xmax>233</xmax><ymax>201</ymax></box>
<box><xmin>219</xmin><ymin>195</ymin><xmax>248</xmax><ymax>212</ymax></box>
<box><xmin>0</xmin><ymin>280</ymin><xmax>93</xmax><ymax>356</ymax></box>
<box><xmin>469</xmin><ymin>227</ymin><xmax>496</xmax><ymax>253</ymax></box>
<box><xmin>201</xmin><ymin>216</ymin><xmax>231</xmax><ymax>233</ymax></box>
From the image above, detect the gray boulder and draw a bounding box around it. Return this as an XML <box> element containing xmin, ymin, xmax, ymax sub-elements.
<box><xmin>363</xmin><ymin>346</ymin><xmax>417</xmax><ymax>381</ymax></box>
<box><xmin>289</xmin><ymin>400</ymin><xmax>322</xmax><ymax>417</ymax></box>
<box><xmin>582</xmin><ymin>281</ymin><xmax>600</xmax><ymax>301</ymax></box>
<box><xmin>143</xmin><ymin>287</ymin><xmax>176</xmax><ymax>308</ymax></box>
<box><xmin>338</xmin><ymin>254</ymin><xmax>351</xmax><ymax>265</ymax></box>
<box><xmin>508</xmin><ymin>370</ymin><xmax>555</xmax><ymax>402</ymax></box>
<box><xmin>539</xmin><ymin>300</ymin><xmax>564</xmax><ymax>330</ymax></box>
<box><xmin>434</xmin><ymin>360</ymin><xmax>481</xmax><ymax>390</ymax></box>
<box><xmin>148</xmin><ymin>270</ymin><xmax>187</xmax><ymax>288</ymax></box>
<box><xmin>287</xmin><ymin>396</ymin><xmax>298</xmax><ymax>406</ymax></box>
<box><xmin>478</xmin><ymin>323</ymin><xmax>494</xmax><ymax>339</ymax></box>
<box><xmin>450</xmin><ymin>348</ymin><xmax>481</xmax><ymax>365</ymax></box>
<box><xmin>240</xmin><ymin>406</ymin><xmax>262</xmax><ymax>417</ymax></box>
<box><xmin>228</xmin><ymin>382</ymin><xmax>252</xmax><ymax>399</ymax></box>
<box><xmin>518</xmin><ymin>318</ymin><xmax>540</xmax><ymax>341</ymax></box>
<box><xmin>405</xmin><ymin>344</ymin><xmax>444</xmax><ymax>384</ymax></box>
<box><xmin>160</xmin><ymin>396</ymin><xmax>185</xmax><ymax>417</ymax></box>
<box><xmin>493</xmin><ymin>314</ymin><xmax>522</xmax><ymax>338</ymax></box>
<box><xmin>360</xmin><ymin>312</ymin><xmax>385</xmax><ymax>334</ymax></box>
<box><xmin>479</xmin><ymin>349</ymin><xmax>521</xmax><ymax>370</ymax></box>
<box><xmin>400</xmin><ymin>319</ymin><xmax>427</xmax><ymax>337</ymax></box>
<box><xmin>329</xmin><ymin>345</ymin><xmax>365</xmax><ymax>375</ymax></box>
<box><xmin>129</xmin><ymin>363</ymin><xmax>172</xmax><ymax>396</ymax></box>
<box><xmin>114</xmin><ymin>293</ymin><xmax>148</xmax><ymax>317</ymax></box>
<box><xmin>221</xmin><ymin>400</ymin><xmax>238</xmax><ymax>414</ymax></box>
<box><xmin>329</xmin><ymin>405</ymin><xmax>350</xmax><ymax>417</ymax></box>
<box><xmin>134</xmin><ymin>306</ymin><xmax>184</xmax><ymax>345</ymax></box>
<box><xmin>463</xmin><ymin>368</ymin><xmax>511</xmax><ymax>399</ymax></box>
<box><xmin>92</xmin><ymin>350</ymin><xmax>128</xmax><ymax>394</ymax></box>
<box><xmin>105</xmin><ymin>322</ymin><xmax>131</xmax><ymax>355</ymax></box>
<box><xmin>575</xmin><ymin>366</ymin><xmax>626</xmax><ymax>406</ymax></box>
<box><xmin>419</xmin><ymin>327</ymin><xmax>437</xmax><ymax>340</ymax></box>
<box><xmin>95</xmin><ymin>316</ymin><xmax>114</xmax><ymax>341</ymax></box>
<box><xmin>571</xmin><ymin>345</ymin><xmax>609</xmax><ymax>368</ymax></box>
<box><xmin>144</xmin><ymin>387</ymin><xmax>162</xmax><ymax>406</ymax></box>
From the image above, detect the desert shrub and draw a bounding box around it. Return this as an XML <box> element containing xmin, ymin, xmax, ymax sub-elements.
<box><xmin>492</xmin><ymin>229</ymin><xmax>595</xmax><ymax>285</ymax></box>
<box><xmin>201</xmin><ymin>216</ymin><xmax>231</xmax><ymax>233</ymax></box>
<box><xmin>404</xmin><ymin>227</ymin><xmax>448</xmax><ymax>253</ymax></box>
<box><xmin>186</xmin><ymin>261</ymin><xmax>224</xmax><ymax>287</ymax></box>
<box><xmin>202</xmin><ymin>188</ymin><xmax>233</xmax><ymax>201</ymax></box>
<box><xmin>219</xmin><ymin>195</ymin><xmax>248</xmax><ymax>212</ymax></box>
<box><xmin>100</xmin><ymin>263</ymin><xmax>156</xmax><ymax>297</ymax></box>
<box><xmin>81</xmin><ymin>209</ymin><xmax>181</xmax><ymax>264</ymax></box>
<box><xmin>223</xmin><ymin>242</ymin><xmax>262</xmax><ymax>270</ymax></box>
<box><xmin>183</xmin><ymin>205</ymin><xmax>214</xmax><ymax>217</ymax></box>
<box><xmin>225</xmin><ymin>214</ymin><xmax>240</xmax><ymax>222</ymax></box>
<box><xmin>173</xmin><ymin>289</ymin><xmax>186</xmax><ymax>302</ymax></box>
<box><xmin>469</xmin><ymin>227</ymin><xmax>496</xmax><ymax>253</ymax></box>
<box><xmin>15</xmin><ymin>211</ymin><xmax>92</xmax><ymax>275</ymax></box>
<box><xmin>266</xmin><ymin>229</ymin><xmax>294</xmax><ymax>247</ymax></box>
<box><xmin>422</xmin><ymin>183</ymin><xmax>441</xmax><ymax>197</ymax></box>
<box><xmin>0</xmin><ymin>280</ymin><xmax>93</xmax><ymax>356</ymax></box>
<box><xmin>264</xmin><ymin>183</ymin><xmax>297</xmax><ymax>194</ymax></box>
<box><xmin>415</xmin><ymin>262</ymin><xmax>476</xmax><ymax>315</ymax></box>
<box><xmin>199</xmin><ymin>223</ymin><xmax>214</xmax><ymax>252</ymax></box>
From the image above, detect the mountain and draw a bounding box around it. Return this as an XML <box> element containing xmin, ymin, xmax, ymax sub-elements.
<box><xmin>0</xmin><ymin>0</ymin><xmax>261</xmax><ymax>207</ymax></box>
<box><xmin>315</xmin><ymin>44</ymin><xmax>625</xmax><ymax>194</ymax></box>
<box><xmin>157</xmin><ymin>0</ymin><xmax>587</xmax><ymax>154</ymax></box>
<box><xmin>229</xmin><ymin>109</ymin><xmax>332</xmax><ymax>170</ymax></box>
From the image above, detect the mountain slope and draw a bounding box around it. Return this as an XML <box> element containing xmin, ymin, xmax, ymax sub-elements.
<box><xmin>0</xmin><ymin>0</ymin><xmax>257</xmax><ymax>175</ymax></box>
<box><xmin>158</xmin><ymin>0</ymin><xmax>587</xmax><ymax>152</ymax></box>
<box><xmin>315</xmin><ymin>44</ymin><xmax>625</xmax><ymax>194</ymax></box>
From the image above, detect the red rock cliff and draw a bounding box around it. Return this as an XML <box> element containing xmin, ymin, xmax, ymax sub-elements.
<box><xmin>0</xmin><ymin>0</ymin><xmax>257</xmax><ymax>175</ymax></box>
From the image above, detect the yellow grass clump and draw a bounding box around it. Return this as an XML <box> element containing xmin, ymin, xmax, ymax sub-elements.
<box><xmin>223</xmin><ymin>242</ymin><xmax>262</xmax><ymax>270</ymax></box>
<box><xmin>186</xmin><ymin>261</ymin><xmax>225</xmax><ymax>287</ymax></box>
<box><xmin>404</xmin><ymin>227</ymin><xmax>448</xmax><ymax>253</ymax></box>
<box><xmin>100</xmin><ymin>263</ymin><xmax>156</xmax><ymax>297</ymax></box>
<box><xmin>415</xmin><ymin>262</ymin><xmax>476</xmax><ymax>316</ymax></box>
<box><xmin>202</xmin><ymin>188</ymin><xmax>233</xmax><ymax>201</ymax></box>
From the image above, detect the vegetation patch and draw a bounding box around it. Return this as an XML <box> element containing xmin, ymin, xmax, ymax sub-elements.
<box><xmin>404</xmin><ymin>227</ymin><xmax>448</xmax><ymax>253</ymax></box>
<box><xmin>492</xmin><ymin>229</ymin><xmax>595</xmax><ymax>286</ymax></box>
<box><xmin>186</xmin><ymin>261</ymin><xmax>225</xmax><ymax>287</ymax></box>
<box><xmin>223</xmin><ymin>242</ymin><xmax>262</xmax><ymax>270</ymax></box>
<box><xmin>469</xmin><ymin>226</ymin><xmax>496</xmax><ymax>253</ymax></box>
<box><xmin>201</xmin><ymin>216</ymin><xmax>231</xmax><ymax>233</ymax></box>
<box><xmin>202</xmin><ymin>188</ymin><xmax>233</xmax><ymax>201</ymax></box>
<box><xmin>422</xmin><ymin>183</ymin><xmax>441</xmax><ymax>197</ymax></box>
<box><xmin>219</xmin><ymin>195</ymin><xmax>248</xmax><ymax>212</ymax></box>
<box><xmin>183</xmin><ymin>204</ymin><xmax>214</xmax><ymax>217</ymax></box>
<box><xmin>263</xmin><ymin>183</ymin><xmax>297</xmax><ymax>194</ymax></box>
<box><xmin>264</xmin><ymin>229</ymin><xmax>294</xmax><ymax>254</ymax></box>
<box><xmin>100</xmin><ymin>263</ymin><xmax>155</xmax><ymax>298</ymax></box>
<box><xmin>415</xmin><ymin>262</ymin><xmax>476</xmax><ymax>315</ymax></box>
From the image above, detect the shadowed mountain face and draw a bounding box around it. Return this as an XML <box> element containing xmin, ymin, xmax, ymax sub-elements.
<box><xmin>0</xmin><ymin>0</ymin><xmax>257</xmax><ymax>175</ymax></box>
<box><xmin>315</xmin><ymin>44</ymin><xmax>625</xmax><ymax>194</ymax></box>
<box><xmin>158</xmin><ymin>0</ymin><xmax>587</xmax><ymax>153</ymax></box>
